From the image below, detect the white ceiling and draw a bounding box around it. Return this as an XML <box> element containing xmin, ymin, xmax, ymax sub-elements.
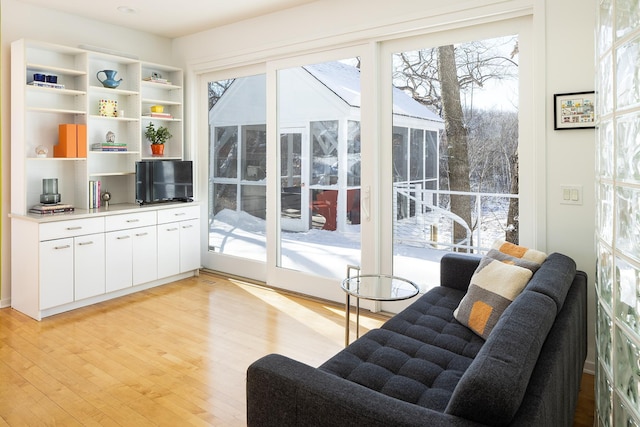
<box><xmin>16</xmin><ymin>0</ymin><xmax>317</xmax><ymax>38</ymax></box>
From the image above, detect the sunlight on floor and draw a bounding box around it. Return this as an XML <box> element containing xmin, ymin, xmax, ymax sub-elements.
<box><xmin>229</xmin><ymin>279</ymin><xmax>384</xmax><ymax>342</ymax></box>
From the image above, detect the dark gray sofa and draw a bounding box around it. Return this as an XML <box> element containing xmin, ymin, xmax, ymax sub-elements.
<box><xmin>247</xmin><ymin>252</ymin><xmax>587</xmax><ymax>426</ymax></box>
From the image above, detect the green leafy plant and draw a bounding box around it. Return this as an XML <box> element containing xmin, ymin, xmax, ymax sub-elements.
<box><xmin>144</xmin><ymin>122</ymin><xmax>172</xmax><ymax>145</ymax></box>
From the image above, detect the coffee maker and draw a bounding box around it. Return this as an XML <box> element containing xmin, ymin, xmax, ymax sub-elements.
<box><xmin>40</xmin><ymin>178</ymin><xmax>61</xmax><ymax>204</ymax></box>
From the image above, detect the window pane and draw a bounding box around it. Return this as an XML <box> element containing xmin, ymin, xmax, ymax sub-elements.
<box><xmin>208</xmin><ymin>74</ymin><xmax>267</xmax><ymax>261</ymax></box>
<box><xmin>311</xmin><ymin>120</ymin><xmax>339</xmax><ymax>186</ymax></box>
<box><xmin>214</xmin><ymin>126</ymin><xmax>237</xmax><ymax>178</ymax></box>
<box><xmin>277</xmin><ymin>59</ymin><xmax>361</xmax><ymax>279</ymax></box>
<box><xmin>242</xmin><ymin>125</ymin><xmax>266</xmax><ymax>181</ymax></box>
<box><xmin>392</xmin><ymin>35</ymin><xmax>520</xmax><ymax>291</ymax></box>
<box><xmin>410</xmin><ymin>129</ymin><xmax>424</xmax><ymax>181</ymax></box>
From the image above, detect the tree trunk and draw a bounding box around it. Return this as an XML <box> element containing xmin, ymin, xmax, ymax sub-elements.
<box><xmin>506</xmin><ymin>151</ymin><xmax>519</xmax><ymax>243</ymax></box>
<box><xmin>438</xmin><ymin>45</ymin><xmax>472</xmax><ymax>251</ymax></box>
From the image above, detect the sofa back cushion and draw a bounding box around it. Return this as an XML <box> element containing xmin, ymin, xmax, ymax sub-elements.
<box><xmin>525</xmin><ymin>252</ymin><xmax>576</xmax><ymax>313</ymax></box>
<box><xmin>440</xmin><ymin>253</ymin><xmax>482</xmax><ymax>292</ymax></box>
<box><xmin>445</xmin><ymin>290</ymin><xmax>557</xmax><ymax>425</ymax></box>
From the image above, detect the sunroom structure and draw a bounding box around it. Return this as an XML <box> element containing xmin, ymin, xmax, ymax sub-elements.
<box><xmin>209</xmin><ymin>61</ymin><xmax>444</xmax><ymax>233</ymax></box>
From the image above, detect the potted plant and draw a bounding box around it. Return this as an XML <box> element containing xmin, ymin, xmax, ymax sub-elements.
<box><xmin>145</xmin><ymin>122</ymin><xmax>172</xmax><ymax>156</ymax></box>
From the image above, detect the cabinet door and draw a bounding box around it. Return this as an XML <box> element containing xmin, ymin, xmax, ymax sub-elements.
<box><xmin>105</xmin><ymin>230</ymin><xmax>133</xmax><ymax>292</ymax></box>
<box><xmin>40</xmin><ymin>238</ymin><xmax>74</xmax><ymax>309</ymax></box>
<box><xmin>132</xmin><ymin>225</ymin><xmax>157</xmax><ymax>286</ymax></box>
<box><xmin>157</xmin><ymin>223</ymin><xmax>180</xmax><ymax>278</ymax></box>
<box><xmin>75</xmin><ymin>233</ymin><xmax>106</xmax><ymax>300</ymax></box>
<box><xmin>179</xmin><ymin>219</ymin><xmax>201</xmax><ymax>273</ymax></box>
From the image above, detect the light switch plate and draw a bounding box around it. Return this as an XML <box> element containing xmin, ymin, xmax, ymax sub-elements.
<box><xmin>560</xmin><ymin>185</ymin><xmax>583</xmax><ymax>205</ymax></box>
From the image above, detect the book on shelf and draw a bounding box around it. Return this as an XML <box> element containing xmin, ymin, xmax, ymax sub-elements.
<box><xmin>92</xmin><ymin>142</ymin><xmax>127</xmax><ymax>152</ymax></box>
<box><xmin>28</xmin><ymin>81</ymin><xmax>65</xmax><ymax>90</ymax></box>
<box><xmin>29</xmin><ymin>208</ymin><xmax>75</xmax><ymax>215</ymax></box>
<box><xmin>29</xmin><ymin>203</ymin><xmax>75</xmax><ymax>214</ymax></box>
<box><xmin>143</xmin><ymin>77</ymin><xmax>172</xmax><ymax>85</ymax></box>
<box><xmin>89</xmin><ymin>180</ymin><xmax>101</xmax><ymax>209</ymax></box>
<box><xmin>142</xmin><ymin>112</ymin><xmax>173</xmax><ymax>119</ymax></box>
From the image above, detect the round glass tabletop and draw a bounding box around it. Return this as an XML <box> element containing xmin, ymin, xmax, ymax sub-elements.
<box><xmin>341</xmin><ymin>274</ymin><xmax>419</xmax><ymax>301</ymax></box>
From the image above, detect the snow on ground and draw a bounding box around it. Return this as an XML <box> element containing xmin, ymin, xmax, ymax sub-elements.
<box><xmin>209</xmin><ymin>209</ymin><xmax>444</xmax><ymax>292</ymax></box>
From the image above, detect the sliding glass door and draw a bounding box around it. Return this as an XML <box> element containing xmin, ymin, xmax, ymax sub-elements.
<box><xmin>199</xmin><ymin>16</ymin><xmax>533</xmax><ymax>307</ymax></box>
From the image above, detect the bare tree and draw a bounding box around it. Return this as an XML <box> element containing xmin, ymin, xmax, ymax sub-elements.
<box><xmin>438</xmin><ymin>44</ymin><xmax>473</xmax><ymax>249</ymax></box>
<box><xmin>393</xmin><ymin>36</ymin><xmax>520</xmax><ymax>245</ymax></box>
<box><xmin>209</xmin><ymin>79</ymin><xmax>234</xmax><ymax>110</ymax></box>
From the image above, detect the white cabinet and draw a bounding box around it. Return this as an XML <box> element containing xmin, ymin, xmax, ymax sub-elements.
<box><xmin>105</xmin><ymin>211</ymin><xmax>156</xmax><ymax>292</ymax></box>
<box><xmin>157</xmin><ymin>222</ymin><xmax>180</xmax><ymax>278</ymax></box>
<box><xmin>132</xmin><ymin>225</ymin><xmax>158</xmax><ymax>285</ymax></box>
<box><xmin>11</xmin><ymin>203</ymin><xmax>200</xmax><ymax>320</ymax></box>
<box><xmin>37</xmin><ymin>217</ymin><xmax>105</xmax><ymax>310</ymax></box>
<box><xmin>179</xmin><ymin>219</ymin><xmax>201</xmax><ymax>273</ymax></box>
<box><xmin>74</xmin><ymin>233</ymin><xmax>106</xmax><ymax>300</ymax></box>
<box><xmin>157</xmin><ymin>205</ymin><xmax>201</xmax><ymax>279</ymax></box>
<box><xmin>11</xmin><ymin>39</ymin><xmax>184</xmax><ymax>214</ymax></box>
<box><xmin>105</xmin><ymin>229</ymin><xmax>133</xmax><ymax>292</ymax></box>
<box><xmin>39</xmin><ymin>238</ymin><xmax>74</xmax><ymax>309</ymax></box>
<box><xmin>106</xmin><ymin>228</ymin><xmax>159</xmax><ymax>292</ymax></box>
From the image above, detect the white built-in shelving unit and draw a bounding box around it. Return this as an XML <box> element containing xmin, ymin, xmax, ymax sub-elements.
<box><xmin>9</xmin><ymin>39</ymin><xmax>198</xmax><ymax>322</ymax></box>
<box><xmin>11</xmin><ymin>39</ymin><xmax>184</xmax><ymax>214</ymax></box>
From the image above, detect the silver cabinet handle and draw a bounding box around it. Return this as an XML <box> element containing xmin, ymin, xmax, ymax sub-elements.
<box><xmin>135</xmin><ymin>232</ymin><xmax>148</xmax><ymax>237</ymax></box>
<box><xmin>126</xmin><ymin>219</ymin><xmax>140</xmax><ymax>223</ymax></box>
<box><xmin>66</xmin><ymin>226</ymin><xmax>82</xmax><ymax>230</ymax></box>
<box><xmin>182</xmin><ymin>224</ymin><xmax>193</xmax><ymax>229</ymax></box>
<box><xmin>174</xmin><ymin>212</ymin><xmax>186</xmax><ymax>217</ymax></box>
<box><xmin>77</xmin><ymin>241</ymin><xmax>94</xmax><ymax>246</ymax></box>
<box><xmin>117</xmin><ymin>235</ymin><xmax>130</xmax><ymax>240</ymax></box>
<box><xmin>166</xmin><ymin>227</ymin><xmax>179</xmax><ymax>232</ymax></box>
<box><xmin>54</xmin><ymin>244</ymin><xmax>71</xmax><ymax>250</ymax></box>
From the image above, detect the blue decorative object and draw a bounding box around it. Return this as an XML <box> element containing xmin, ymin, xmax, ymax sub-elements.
<box><xmin>96</xmin><ymin>69</ymin><xmax>122</xmax><ymax>88</ymax></box>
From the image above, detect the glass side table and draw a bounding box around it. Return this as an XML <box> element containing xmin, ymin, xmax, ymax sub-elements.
<box><xmin>341</xmin><ymin>271</ymin><xmax>419</xmax><ymax>346</ymax></box>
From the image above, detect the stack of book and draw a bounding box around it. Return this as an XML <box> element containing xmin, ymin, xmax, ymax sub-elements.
<box><xmin>89</xmin><ymin>180</ymin><xmax>101</xmax><ymax>209</ymax></box>
<box><xmin>92</xmin><ymin>142</ymin><xmax>127</xmax><ymax>152</ymax></box>
<box><xmin>142</xmin><ymin>112</ymin><xmax>173</xmax><ymax>119</ymax></box>
<box><xmin>29</xmin><ymin>203</ymin><xmax>75</xmax><ymax>215</ymax></box>
<box><xmin>143</xmin><ymin>76</ymin><xmax>172</xmax><ymax>85</ymax></box>
<box><xmin>28</xmin><ymin>81</ymin><xmax>65</xmax><ymax>90</ymax></box>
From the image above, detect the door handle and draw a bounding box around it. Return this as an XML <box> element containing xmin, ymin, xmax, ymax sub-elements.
<box><xmin>362</xmin><ymin>185</ymin><xmax>371</xmax><ymax>220</ymax></box>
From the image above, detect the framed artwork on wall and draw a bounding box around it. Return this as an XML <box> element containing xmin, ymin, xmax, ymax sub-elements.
<box><xmin>553</xmin><ymin>91</ymin><xmax>595</xmax><ymax>130</ymax></box>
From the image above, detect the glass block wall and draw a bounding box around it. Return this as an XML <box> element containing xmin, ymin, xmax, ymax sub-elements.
<box><xmin>595</xmin><ymin>1</ymin><xmax>640</xmax><ymax>426</ymax></box>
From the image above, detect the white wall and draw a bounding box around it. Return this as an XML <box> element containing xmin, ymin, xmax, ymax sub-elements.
<box><xmin>544</xmin><ymin>1</ymin><xmax>596</xmax><ymax>372</ymax></box>
<box><xmin>173</xmin><ymin>0</ymin><xmax>597</xmax><ymax>371</ymax></box>
<box><xmin>0</xmin><ymin>0</ymin><xmax>174</xmax><ymax>306</ymax></box>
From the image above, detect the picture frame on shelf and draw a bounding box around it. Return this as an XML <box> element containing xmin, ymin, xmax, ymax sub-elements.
<box><xmin>553</xmin><ymin>91</ymin><xmax>595</xmax><ymax>130</ymax></box>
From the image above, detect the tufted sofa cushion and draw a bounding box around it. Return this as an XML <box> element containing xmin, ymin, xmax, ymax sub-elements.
<box><xmin>524</xmin><ymin>252</ymin><xmax>576</xmax><ymax>313</ymax></box>
<box><xmin>319</xmin><ymin>286</ymin><xmax>484</xmax><ymax>412</ymax></box>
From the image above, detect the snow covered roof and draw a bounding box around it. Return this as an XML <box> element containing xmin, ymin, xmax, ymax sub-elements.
<box><xmin>303</xmin><ymin>61</ymin><xmax>443</xmax><ymax>124</ymax></box>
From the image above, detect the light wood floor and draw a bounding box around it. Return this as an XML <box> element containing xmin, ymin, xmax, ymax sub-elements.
<box><xmin>0</xmin><ymin>273</ymin><xmax>594</xmax><ymax>426</ymax></box>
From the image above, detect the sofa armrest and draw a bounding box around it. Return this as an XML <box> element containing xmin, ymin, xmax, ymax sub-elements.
<box><xmin>440</xmin><ymin>253</ymin><xmax>482</xmax><ymax>292</ymax></box>
<box><xmin>247</xmin><ymin>353</ymin><xmax>486</xmax><ymax>427</ymax></box>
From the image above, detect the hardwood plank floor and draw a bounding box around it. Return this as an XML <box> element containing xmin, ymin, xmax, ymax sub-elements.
<box><xmin>0</xmin><ymin>273</ymin><xmax>594</xmax><ymax>426</ymax></box>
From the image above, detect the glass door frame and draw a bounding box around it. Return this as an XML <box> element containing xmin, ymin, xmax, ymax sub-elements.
<box><xmin>197</xmin><ymin>14</ymin><xmax>537</xmax><ymax>309</ymax></box>
<box><xmin>265</xmin><ymin>45</ymin><xmax>377</xmax><ymax>304</ymax></box>
<box><xmin>376</xmin><ymin>16</ymin><xmax>536</xmax><ymax>312</ymax></box>
<box><xmin>198</xmin><ymin>63</ymin><xmax>268</xmax><ymax>282</ymax></box>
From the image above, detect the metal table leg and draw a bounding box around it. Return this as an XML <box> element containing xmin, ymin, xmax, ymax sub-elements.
<box><xmin>345</xmin><ymin>293</ymin><xmax>350</xmax><ymax>347</ymax></box>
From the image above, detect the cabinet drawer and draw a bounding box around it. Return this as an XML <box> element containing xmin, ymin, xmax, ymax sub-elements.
<box><xmin>157</xmin><ymin>205</ymin><xmax>199</xmax><ymax>224</ymax></box>
<box><xmin>105</xmin><ymin>211</ymin><xmax>156</xmax><ymax>232</ymax></box>
<box><xmin>39</xmin><ymin>217</ymin><xmax>105</xmax><ymax>241</ymax></box>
